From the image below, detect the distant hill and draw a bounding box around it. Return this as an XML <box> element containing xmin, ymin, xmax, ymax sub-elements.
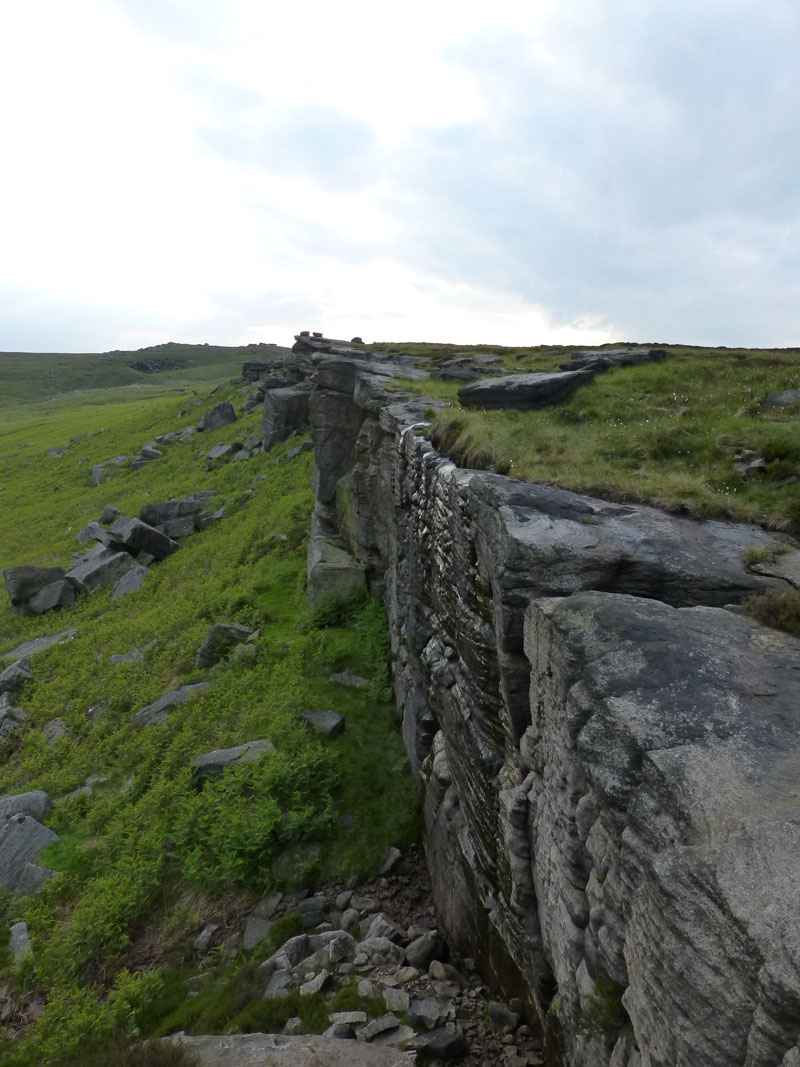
<box><xmin>0</xmin><ymin>341</ymin><xmax>293</xmax><ymax>406</ymax></box>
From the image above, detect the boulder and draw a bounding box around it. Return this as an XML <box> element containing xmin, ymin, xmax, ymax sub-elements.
<box><xmin>9</xmin><ymin>921</ymin><xmax>32</xmax><ymax>962</ymax></box>
<box><xmin>3</xmin><ymin>630</ymin><xmax>76</xmax><ymax>660</ymax></box>
<box><xmin>297</xmin><ymin>710</ymin><xmax>345</xmax><ymax>738</ymax></box>
<box><xmin>0</xmin><ymin>658</ymin><xmax>32</xmax><ymax>697</ymax></box>
<box><xmin>98</xmin><ymin>505</ymin><xmax>120</xmax><ymax>525</ymax></box>
<box><xmin>261</xmin><ymin>385</ymin><xmax>312</xmax><ymax>450</ymax></box>
<box><xmin>307</xmin><ymin>539</ymin><xmax>366</xmax><ymax>611</ymax></box>
<box><xmin>206</xmin><ymin>442</ymin><xmax>239</xmax><ymax>461</ymax></box>
<box><xmin>0</xmin><ymin>813</ymin><xmax>58</xmax><ymax>893</ymax></box>
<box><xmin>109</xmin><ymin>516</ymin><xmax>178</xmax><ymax>561</ymax></box>
<box><xmin>197</xmin><ymin>401</ymin><xmax>237</xmax><ymax>431</ymax></box>
<box><xmin>140</xmin><ymin>492</ymin><xmax>217</xmax><ymax>529</ymax></box>
<box><xmin>559</xmin><ymin>346</ymin><xmax>668</xmax><ymax>372</ymax></box>
<box><xmin>196</xmin><ymin>623</ymin><xmax>253</xmax><ymax>668</ymax></box>
<box><xmin>3</xmin><ymin>566</ymin><xmax>67</xmax><ymax>610</ymax></box>
<box><xmin>66</xmin><ymin>548</ymin><xmax>138</xmax><ymax>594</ymax></box>
<box><xmin>111</xmin><ymin>565</ymin><xmax>149</xmax><ymax>599</ymax></box>
<box><xmin>763</xmin><ymin>388</ymin><xmax>800</xmax><ymax>408</ymax></box>
<box><xmin>191</xmin><ymin>739</ymin><xmax>275</xmax><ymax>783</ymax></box>
<box><xmin>131</xmin><ymin>682</ymin><xmax>209</xmax><ymax>727</ymax></box>
<box><xmin>0</xmin><ymin>791</ymin><xmax>52</xmax><ymax>822</ymax></box>
<box><xmin>28</xmin><ymin>579</ymin><xmax>78</xmax><ymax>615</ymax></box>
<box><xmin>457</xmin><ymin>369</ymin><xmax>593</xmax><ymax>410</ymax></box>
<box><xmin>287</xmin><ymin>440</ymin><xmax>314</xmax><ymax>461</ymax></box>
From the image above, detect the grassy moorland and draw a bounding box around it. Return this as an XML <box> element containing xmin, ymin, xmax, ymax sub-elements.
<box><xmin>0</xmin><ymin>374</ymin><xmax>416</xmax><ymax>1065</ymax></box>
<box><xmin>379</xmin><ymin>341</ymin><xmax>800</xmax><ymax>531</ymax></box>
<box><xmin>0</xmin><ymin>342</ymin><xmax>292</xmax><ymax>408</ymax></box>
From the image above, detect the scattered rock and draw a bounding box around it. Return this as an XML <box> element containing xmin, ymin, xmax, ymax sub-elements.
<box><xmin>162</xmin><ymin>1034</ymin><xmax>414</xmax><ymax>1066</ymax></box>
<box><xmin>0</xmin><ymin>659</ymin><xmax>32</xmax><ymax>698</ymax></box>
<box><xmin>3</xmin><ymin>630</ymin><xmax>76</xmax><ymax>661</ymax></box>
<box><xmin>196</xmin><ymin>623</ymin><xmax>253</xmax><ymax>668</ymax></box>
<box><xmin>66</xmin><ymin>548</ymin><xmax>138</xmax><ymax>594</ymax></box>
<box><xmin>330</xmin><ymin>670</ymin><xmax>368</xmax><ymax>689</ymax></box>
<box><xmin>3</xmin><ymin>566</ymin><xmax>68</xmax><ymax>612</ymax></box>
<box><xmin>131</xmin><ymin>683</ymin><xmax>209</xmax><ymax>727</ymax></box>
<box><xmin>0</xmin><ymin>813</ymin><xmax>58</xmax><ymax>893</ymax></box>
<box><xmin>42</xmin><ymin>719</ymin><xmax>67</xmax><ymax>744</ymax></box>
<box><xmin>197</xmin><ymin>401</ymin><xmax>237</xmax><ymax>432</ymax></box>
<box><xmin>193</xmin><ymin>923</ymin><xmax>220</xmax><ymax>953</ymax></box>
<box><xmin>287</xmin><ymin>440</ymin><xmax>314</xmax><ymax>460</ymax></box>
<box><xmin>243</xmin><ymin>916</ymin><xmax>274</xmax><ymax>951</ymax></box>
<box><xmin>191</xmin><ymin>738</ymin><xmax>275</xmax><ymax>783</ymax></box>
<box><xmin>763</xmin><ymin>389</ymin><xmax>800</xmax><ymax>408</ymax></box>
<box><xmin>98</xmin><ymin>505</ymin><xmax>120</xmax><ymax>525</ymax></box>
<box><xmin>458</xmin><ymin>369</ymin><xmax>593</xmax><ymax>410</ymax></box>
<box><xmin>108</xmin><ymin>516</ymin><xmax>178</xmax><ymax>561</ymax></box>
<box><xmin>298</xmin><ymin>709</ymin><xmax>345</xmax><ymax>738</ymax></box>
<box><xmin>206</xmin><ymin>442</ymin><xmax>239</xmax><ymax>461</ymax></box>
<box><xmin>111</xmin><ymin>565</ymin><xmax>149</xmax><ymax>599</ymax></box>
<box><xmin>28</xmin><ymin>579</ymin><xmax>77</xmax><ymax>615</ymax></box>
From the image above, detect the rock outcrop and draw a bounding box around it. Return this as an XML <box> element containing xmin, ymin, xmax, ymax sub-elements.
<box><xmin>287</xmin><ymin>332</ymin><xmax>800</xmax><ymax>1067</ymax></box>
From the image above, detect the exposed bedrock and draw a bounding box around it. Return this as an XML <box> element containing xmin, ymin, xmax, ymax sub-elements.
<box><xmin>291</xmin><ymin>338</ymin><xmax>798</xmax><ymax>1066</ymax></box>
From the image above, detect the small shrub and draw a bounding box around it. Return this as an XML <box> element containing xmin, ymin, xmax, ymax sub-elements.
<box><xmin>742</xmin><ymin>588</ymin><xmax>800</xmax><ymax>636</ymax></box>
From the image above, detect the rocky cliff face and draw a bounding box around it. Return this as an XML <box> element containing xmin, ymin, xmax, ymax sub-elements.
<box><xmin>269</xmin><ymin>337</ymin><xmax>800</xmax><ymax>1067</ymax></box>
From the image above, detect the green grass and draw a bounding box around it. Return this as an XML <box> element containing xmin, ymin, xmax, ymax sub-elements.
<box><xmin>0</xmin><ymin>377</ymin><xmax>416</xmax><ymax>1064</ymax></box>
<box><xmin>412</xmin><ymin>344</ymin><xmax>800</xmax><ymax>529</ymax></box>
<box><xmin>0</xmin><ymin>342</ymin><xmax>291</xmax><ymax>408</ymax></box>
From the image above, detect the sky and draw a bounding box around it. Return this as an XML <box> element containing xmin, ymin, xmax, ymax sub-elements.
<box><xmin>1</xmin><ymin>0</ymin><xmax>799</xmax><ymax>353</ymax></box>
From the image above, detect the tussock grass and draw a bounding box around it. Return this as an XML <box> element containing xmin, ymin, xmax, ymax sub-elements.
<box><xmin>414</xmin><ymin>345</ymin><xmax>800</xmax><ymax>529</ymax></box>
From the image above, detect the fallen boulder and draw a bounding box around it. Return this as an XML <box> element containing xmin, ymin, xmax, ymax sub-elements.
<box><xmin>261</xmin><ymin>384</ymin><xmax>312</xmax><ymax>450</ymax></box>
<box><xmin>0</xmin><ymin>658</ymin><xmax>32</xmax><ymax>698</ymax></box>
<box><xmin>108</xmin><ymin>516</ymin><xmax>178</xmax><ymax>561</ymax></box>
<box><xmin>132</xmin><ymin>682</ymin><xmax>209</xmax><ymax>727</ymax></box>
<box><xmin>0</xmin><ymin>813</ymin><xmax>58</xmax><ymax>893</ymax></box>
<box><xmin>3</xmin><ymin>630</ymin><xmax>76</xmax><ymax>660</ymax></box>
<box><xmin>298</xmin><ymin>710</ymin><xmax>345</xmax><ymax>738</ymax></box>
<box><xmin>191</xmin><ymin>738</ymin><xmax>275</xmax><ymax>783</ymax></box>
<box><xmin>197</xmin><ymin>401</ymin><xmax>237</xmax><ymax>432</ymax></box>
<box><xmin>66</xmin><ymin>548</ymin><xmax>138</xmax><ymax>594</ymax></box>
<box><xmin>457</xmin><ymin>368</ymin><xmax>593</xmax><ymax>410</ymax></box>
<box><xmin>2</xmin><ymin>566</ymin><xmax>67</xmax><ymax>611</ymax></box>
<box><xmin>111</xmin><ymin>565</ymin><xmax>149</xmax><ymax>599</ymax></box>
<box><xmin>28</xmin><ymin>579</ymin><xmax>78</xmax><ymax>615</ymax></box>
<box><xmin>196</xmin><ymin>623</ymin><xmax>253</xmax><ymax>667</ymax></box>
<box><xmin>764</xmin><ymin>388</ymin><xmax>800</xmax><ymax>408</ymax></box>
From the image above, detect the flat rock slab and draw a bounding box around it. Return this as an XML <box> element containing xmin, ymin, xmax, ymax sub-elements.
<box><xmin>0</xmin><ymin>813</ymin><xmax>58</xmax><ymax>892</ymax></box>
<box><xmin>192</xmin><ymin>738</ymin><xmax>275</xmax><ymax>782</ymax></box>
<box><xmin>66</xmin><ymin>548</ymin><xmax>138</xmax><ymax>594</ymax></box>
<box><xmin>132</xmin><ymin>683</ymin><xmax>209</xmax><ymax>727</ymax></box>
<box><xmin>140</xmin><ymin>492</ymin><xmax>217</xmax><ymax>528</ymax></box>
<box><xmin>560</xmin><ymin>346</ymin><xmax>668</xmax><ymax>372</ymax></box>
<box><xmin>3</xmin><ymin>630</ymin><xmax>77</xmax><ymax>660</ymax></box>
<box><xmin>763</xmin><ymin>389</ymin><xmax>800</xmax><ymax>408</ymax></box>
<box><xmin>298</xmin><ymin>710</ymin><xmax>344</xmax><ymax>738</ymax></box>
<box><xmin>162</xmin><ymin>1033</ymin><xmax>414</xmax><ymax>1066</ymax></box>
<box><xmin>457</xmin><ymin>369</ymin><xmax>593</xmax><ymax>410</ymax></box>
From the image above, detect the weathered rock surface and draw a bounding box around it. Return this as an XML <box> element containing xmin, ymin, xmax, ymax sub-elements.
<box><xmin>197</xmin><ymin>401</ymin><xmax>237</xmax><ymax>431</ymax></box>
<box><xmin>112</xmin><ymin>564</ymin><xmax>149</xmax><ymax>599</ymax></box>
<box><xmin>28</xmin><ymin>579</ymin><xmax>78</xmax><ymax>615</ymax></box>
<box><xmin>0</xmin><ymin>813</ymin><xmax>58</xmax><ymax>893</ymax></box>
<box><xmin>66</xmin><ymin>547</ymin><xmax>138</xmax><ymax>594</ymax></box>
<box><xmin>297</xmin><ymin>710</ymin><xmax>344</xmax><ymax>738</ymax></box>
<box><xmin>0</xmin><ymin>658</ymin><xmax>33</xmax><ymax>697</ymax></box>
<box><xmin>458</xmin><ymin>369</ymin><xmax>594</xmax><ymax>410</ymax></box>
<box><xmin>192</xmin><ymin>739</ymin><xmax>275</xmax><ymax>783</ymax></box>
<box><xmin>3</xmin><ymin>630</ymin><xmax>76</xmax><ymax>660</ymax></box>
<box><xmin>109</xmin><ymin>516</ymin><xmax>179</xmax><ymax>560</ymax></box>
<box><xmin>132</xmin><ymin>682</ymin><xmax>209</xmax><ymax>727</ymax></box>
<box><xmin>196</xmin><ymin>623</ymin><xmax>253</xmax><ymax>667</ymax></box>
<box><xmin>0</xmin><ymin>791</ymin><xmax>52</xmax><ymax>822</ymax></box>
<box><xmin>292</xmin><ymin>332</ymin><xmax>800</xmax><ymax>1067</ymax></box>
<box><xmin>2</xmin><ymin>566</ymin><xmax>67</xmax><ymax>611</ymax></box>
<box><xmin>162</xmin><ymin>1033</ymin><xmax>414</xmax><ymax>1066</ymax></box>
<box><xmin>763</xmin><ymin>388</ymin><xmax>800</xmax><ymax>408</ymax></box>
<box><xmin>559</xmin><ymin>346</ymin><xmax>668</xmax><ymax>372</ymax></box>
<box><xmin>261</xmin><ymin>384</ymin><xmax>312</xmax><ymax>450</ymax></box>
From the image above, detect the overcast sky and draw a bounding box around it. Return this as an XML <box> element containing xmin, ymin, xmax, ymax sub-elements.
<box><xmin>2</xmin><ymin>0</ymin><xmax>799</xmax><ymax>353</ymax></box>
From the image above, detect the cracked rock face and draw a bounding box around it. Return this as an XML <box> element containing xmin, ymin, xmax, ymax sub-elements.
<box><xmin>295</xmin><ymin>338</ymin><xmax>800</xmax><ymax>1067</ymax></box>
